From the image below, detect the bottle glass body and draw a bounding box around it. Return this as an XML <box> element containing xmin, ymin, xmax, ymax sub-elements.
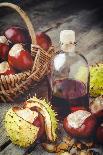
<box><xmin>50</xmin><ymin>51</ymin><xmax>90</xmax><ymax>120</ymax></box>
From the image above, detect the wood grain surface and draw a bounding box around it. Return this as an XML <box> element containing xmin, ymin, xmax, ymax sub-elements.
<box><xmin>0</xmin><ymin>0</ymin><xmax>103</xmax><ymax>154</ymax></box>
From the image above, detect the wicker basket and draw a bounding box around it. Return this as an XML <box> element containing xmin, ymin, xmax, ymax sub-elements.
<box><xmin>0</xmin><ymin>3</ymin><xmax>54</xmax><ymax>103</ymax></box>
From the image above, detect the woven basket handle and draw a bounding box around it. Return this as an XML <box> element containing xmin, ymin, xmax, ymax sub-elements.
<box><xmin>0</xmin><ymin>2</ymin><xmax>36</xmax><ymax>45</ymax></box>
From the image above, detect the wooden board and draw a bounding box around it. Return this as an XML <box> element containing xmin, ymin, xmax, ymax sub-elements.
<box><xmin>0</xmin><ymin>0</ymin><xmax>103</xmax><ymax>154</ymax></box>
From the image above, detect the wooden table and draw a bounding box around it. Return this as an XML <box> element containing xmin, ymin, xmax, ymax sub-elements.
<box><xmin>0</xmin><ymin>0</ymin><xmax>103</xmax><ymax>154</ymax></box>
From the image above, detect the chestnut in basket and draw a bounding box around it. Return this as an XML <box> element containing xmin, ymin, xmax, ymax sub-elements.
<box><xmin>63</xmin><ymin>110</ymin><xmax>97</xmax><ymax>139</ymax></box>
<box><xmin>0</xmin><ymin>36</ymin><xmax>10</xmax><ymax>60</ymax></box>
<box><xmin>4</xmin><ymin>26</ymin><xmax>30</xmax><ymax>44</ymax></box>
<box><xmin>8</xmin><ymin>44</ymin><xmax>33</xmax><ymax>71</ymax></box>
<box><xmin>36</xmin><ymin>32</ymin><xmax>52</xmax><ymax>51</ymax></box>
<box><xmin>0</xmin><ymin>61</ymin><xmax>15</xmax><ymax>75</ymax></box>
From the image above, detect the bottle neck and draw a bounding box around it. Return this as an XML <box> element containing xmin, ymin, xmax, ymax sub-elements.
<box><xmin>60</xmin><ymin>42</ymin><xmax>75</xmax><ymax>53</ymax></box>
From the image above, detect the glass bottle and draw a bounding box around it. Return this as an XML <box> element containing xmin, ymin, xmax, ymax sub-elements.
<box><xmin>50</xmin><ymin>30</ymin><xmax>90</xmax><ymax>120</ymax></box>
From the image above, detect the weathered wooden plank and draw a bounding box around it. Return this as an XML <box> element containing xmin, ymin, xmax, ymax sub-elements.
<box><xmin>30</xmin><ymin>145</ymin><xmax>55</xmax><ymax>155</ymax></box>
<box><xmin>0</xmin><ymin>143</ymin><xmax>26</xmax><ymax>155</ymax></box>
<box><xmin>47</xmin><ymin>10</ymin><xmax>103</xmax><ymax>62</ymax></box>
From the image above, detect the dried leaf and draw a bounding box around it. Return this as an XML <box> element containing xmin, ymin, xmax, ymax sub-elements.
<box><xmin>56</xmin><ymin>151</ymin><xmax>71</xmax><ymax>155</ymax></box>
<box><xmin>63</xmin><ymin>136</ymin><xmax>75</xmax><ymax>146</ymax></box>
<box><xmin>41</xmin><ymin>143</ymin><xmax>57</xmax><ymax>153</ymax></box>
<box><xmin>56</xmin><ymin>142</ymin><xmax>69</xmax><ymax>152</ymax></box>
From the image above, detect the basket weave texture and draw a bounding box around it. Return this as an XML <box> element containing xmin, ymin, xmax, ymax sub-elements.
<box><xmin>0</xmin><ymin>3</ymin><xmax>54</xmax><ymax>103</ymax></box>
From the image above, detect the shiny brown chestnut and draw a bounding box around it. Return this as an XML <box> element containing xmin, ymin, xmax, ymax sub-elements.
<box><xmin>4</xmin><ymin>26</ymin><xmax>30</xmax><ymax>44</ymax></box>
<box><xmin>8</xmin><ymin>44</ymin><xmax>33</xmax><ymax>71</ymax></box>
<box><xmin>63</xmin><ymin>110</ymin><xmax>97</xmax><ymax>139</ymax></box>
<box><xmin>0</xmin><ymin>61</ymin><xmax>15</xmax><ymax>75</ymax></box>
<box><xmin>0</xmin><ymin>43</ymin><xmax>10</xmax><ymax>60</ymax></box>
<box><xmin>36</xmin><ymin>32</ymin><xmax>52</xmax><ymax>51</ymax></box>
<box><xmin>0</xmin><ymin>36</ymin><xmax>10</xmax><ymax>60</ymax></box>
<box><xmin>96</xmin><ymin>124</ymin><xmax>103</xmax><ymax>145</ymax></box>
<box><xmin>90</xmin><ymin>96</ymin><xmax>103</xmax><ymax>123</ymax></box>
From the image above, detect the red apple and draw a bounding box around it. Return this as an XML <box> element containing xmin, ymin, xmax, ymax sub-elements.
<box><xmin>96</xmin><ymin>124</ymin><xmax>103</xmax><ymax>144</ymax></box>
<box><xmin>8</xmin><ymin>44</ymin><xmax>33</xmax><ymax>71</ymax></box>
<box><xmin>4</xmin><ymin>26</ymin><xmax>30</xmax><ymax>44</ymax></box>
<box><xmin>13</xmin><ymin>107</ymin><xmax>45</xmax><ymax>138</ymax></box>
<box><xmin>63</xmin><ymin>110</ymin><xmax>97</xmax><ymax>138</ymax></box>
<box><xmin>36</xmin><ymin>32</ymin><xmax>52</xmax><ymax>51</ymax></box>
<box><xmin>0</xmin><ymin>61</ymin><xmax>15</xmax><ymax>75</ymax></box>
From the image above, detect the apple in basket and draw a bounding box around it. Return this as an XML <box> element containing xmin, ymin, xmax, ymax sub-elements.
<box><xmin>8</xmin><ymin>44</ymin><xmax>33</xmax><ymax>71</ymax></box>
<box><xmin>4</xmin><ymin>26</ymin><xmax>30</xmax><ymax>44</ymax></box>
<box><xmin>0</xmin><ymin>61</ymin><xmax>15</xmax><ymax>75</ymax></box>
<box><xmin>36</xmin><ymin>32</ymin><xmax>52</xmax><ymax>51</ymax></box>
<box><xmin>63</xmin><ymin>110</ymin><xmax>97</xmax><ymax>139</ymax></box>
<box><xmin>0</xmin><ymin>36</ymin><xmax>10</xmax><ymax>61</ymax></box>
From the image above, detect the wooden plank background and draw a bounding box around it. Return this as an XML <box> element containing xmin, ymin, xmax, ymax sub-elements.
<box><xmin>0</xmin><ymin>0</ymin><xmax>103</xmax><ymax>154</ymax></box>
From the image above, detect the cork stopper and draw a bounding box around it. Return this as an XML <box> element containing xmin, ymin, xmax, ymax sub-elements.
<box><xmin>60</xmin><ymin>30</ymin><xmax>75</xmax><ymax>43</ymax></box>
<box><xmin>60</xmin><ymin>30</ymin><xmax>76</xmax><ymax>52</ymax></box>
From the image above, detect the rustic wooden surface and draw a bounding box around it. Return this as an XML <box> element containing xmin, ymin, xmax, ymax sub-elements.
<box><xmin>0</xmin><ymin>0</ymin><xmax>103</xmax><ymax>154</ymax></box>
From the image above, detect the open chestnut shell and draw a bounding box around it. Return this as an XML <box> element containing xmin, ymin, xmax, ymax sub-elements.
<box><xmin>5</xmin><ymin>106</ymin><xmax>45</xmax><ymax>148</ymax></box>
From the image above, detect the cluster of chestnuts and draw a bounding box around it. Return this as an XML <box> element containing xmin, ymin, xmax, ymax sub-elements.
<box><xmin>63</xmin><ymin>96</ymin><xmax>103</xmax><ymax>145</ymax></box>
<box><xmin>0</xmin><ymin>26</ymin><xmax>52</xmax><ymax>75</ymax></box>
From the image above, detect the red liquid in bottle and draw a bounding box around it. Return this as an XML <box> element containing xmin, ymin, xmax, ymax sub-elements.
<box><xmin>51</xmin><ymin>79</ymin><xmax>89</xmax><ymax>120</ymax></box>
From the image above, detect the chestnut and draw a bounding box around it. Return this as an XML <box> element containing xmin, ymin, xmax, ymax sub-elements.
<box><xmin>0</xmin><ymin>43</ymin><xmax>10</xmax><ymax>61</ymax></box>
<box><xmin>96</xmin><ymin>124</ymin><xmax>103</xmax><ymax>145</ymax></box>
<box><xmin>13</xmin><ymin>107</ymin><xmax>45</xmax><ymax>139</ymax></box>
<box><xmin>5</xmin><ymin>97</ymin><xmax>58</xmax><ymax>147</ymax></box>
<box><xmin>63</xmin><ymin>110</ymin><xmax>97</xmax><ymax>139</ymax></box>
<box><xmin>0</xmin><ymin>61</ymin><xmax>15</xmax><ymax>75</ymax></box>
<box><xmin>4</xmin><ymin>26</ymin><xmax>30</xmax><ymax>44</ymax></box>
<box><xmin>36</xmin><ymin>32</ymin><xmax>52</xmax><ymax>51</ymax></box>
<box><xmin>8</xmin><ymin>44</ymin><xmax>33</xmax><ymax>71</ymax></box>
<box><xmin>0</xmin><ymin>36</ymin><xmax>9</xmax><ymax>44</ymax></box>
<box><xmin>0</xmin><ymin>36</ymin><xmax>10</xmax><ymax>60</ymax></box>
<box><xmin>5</xmin><ymin>107</ymin><xmax>45</xmax><ymax>148</ymax></box>
<box><xmin>70</xmin><ymin>106</ymin><xmax>86</xmax><ymax>112</ymax></box>
<box><xmin>90</xmin><ymin>96</ymin><xmax>103</xmax><ymax>114</ymax></box>
<box><xmin>90</xmin><ymin>96</ymin><xmax>103</xmax><ymax>123</ymax></box>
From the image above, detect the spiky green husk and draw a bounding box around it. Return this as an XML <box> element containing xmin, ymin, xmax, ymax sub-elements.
<box><xmin>76</xmin><ymin>63</ymin><xmax>103</xmax><ymax>97</ymax></box>
<box><xmin>25</xmin><ymin>96</ymin><xmax>58</xmax><ymax>142</ymax></box>
<box><xmin>5</xmin><ymin>108</ymin><xmax>39</xmax><ymax>148</ymax></box>
<box><xmin>90</xmin><ymin>63</ymin><xmax>103</xmax><ymax>97</ymax></box>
